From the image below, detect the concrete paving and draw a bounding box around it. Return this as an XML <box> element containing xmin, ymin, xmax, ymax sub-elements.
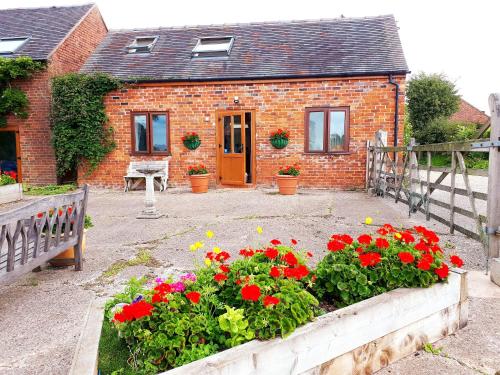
<box><xmin>0</xmin><ymin>188</ymin><xmax>498</xmax><ymax>374</ymax></box>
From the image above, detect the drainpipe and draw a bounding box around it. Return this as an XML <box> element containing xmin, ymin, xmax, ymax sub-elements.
<box><xmin>388</xmin><ymin>75</ymin><xmax>400</xmax><ymax>160</ymax></box>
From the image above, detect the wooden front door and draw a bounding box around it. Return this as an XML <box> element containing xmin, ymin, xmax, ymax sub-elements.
<box><xmin>217</xmin><ymin>111</ymin><xmax>255</xmax><ymax>186</ymax></box>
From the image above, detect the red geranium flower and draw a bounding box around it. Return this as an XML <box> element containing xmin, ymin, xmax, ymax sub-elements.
<box><xmin>206</xmin><ymin>252</ymin><xmax>215</xmax><ymax>260</ymax></box>
<box><xmin>264</xmin><ymin>248</ymin><xmax>279</xmax><ymax>260</ymax></box>
<box><xmin>215</xmin><ymin>251</ymin><xmax>230</xmax><ymax>262</ymax></box>
<box><xmin>291</xmin><ymin>239</ymin><xmax>298</xmax><ymax>245</ymax></box>
<box><xmin>219</xmin><ymin>264</ymin><xmax>230</xmax><ymax>273</ymax></box>
<box><xmin>214</xmin><ymin>273</ymin><xmax>228</xmax><ymax>282</ymax></box>
<box><xmin>241</xmin><ymin>284</ymin><xmax>261</xmax><ymax>302</ymax></box>
<box><xmin>417</xmin><ymin>260</ymin><xmax>431</xmax><ymax>271</ymax></box>
<box><xmin>355</xmin><ymin>247</ymin><xmax>363</xmax><ymax>253</ymax></box>
<box><xmin>185</xmin><ymin>291</ymin><xmax>201</xmax><ymax>304</ymax></box>
<box><xmin>269</xmin><ymin>266</ymin><xmax>281</xmax><ymax>278</ymax></box>
<box><xmin>239</xmin><ymin>248</ymin><xmax>255</xmax><ymax>257</ymax></box>
<box><xmin>414</xmin><ymin>241</ymin><xmax>429</xmax><ymax>253</ymax></box>
<box><xmin>398</xmin><ymin>252</ymin><xmax>415</xmax><ymax>264</ymax></box>
<box><xmin>450</xmin><ymin>255</ymin><xmax>464</xmax><ymax>268</ymax></box>
<box><xmin>359</xmin><ymin>252</ymin><xmax>381</xmax><ymax>267</ymax></box>
<box><xmin>421</xmin><ymin>253</ymin><xmax>434</xmax><ymax>264</ymax></box>
<box><xmin>152</xmin><ymin>293</ymin><xmax>168</xmax><ymax>304</ymax></box>
<box><xmin>270</xmin><ymin>239</ymin><xmax>281</xmax><ymax>246</ymax></box>
<box><xmin>114</xmin><ymin>300</ymin><xmax>154</xmax><ymax>322</ymax></box>
<box><xmin>435</xmin><ymin>263</ymin><xmax>449</xmax><ymax>279</ymax></box>
<box><xmin>263</xmin><ymin>295</ymin><xmax>280</xmax><ymax>307</ymax></box>
<box><xmin>327</xmin><ymin>240</ymin><xmax>345</xmax><ymax>252</ymax></box>
<box><xmin>282</xmin><ymin>252</ymin><xmax>298</xmax><ymax>266</ymax></box>
<box><xmin>154</xmin><ymin>283</ymin><xmax>172</xmax><ymax>295</ymax></box>
<box><xmin>383</xmin><ymin>223</ymin><xmax>396</xmax><ymax>232</ymax></box>
<box><xmin>340</xmin><ymin>234</ymin><xmax>353</xmax><ymax>244</ymax></box>
<box><xmin>401</xmin><ymin>231</ymin><xmax>415</xmax><ymax>244</ymax></box>
<box><xmin>377</xmin><ymin>227</ymin><xmax>389</xmax><ymax>236</ymax></box>
<box><xmin>357</xmin><ymin>234</ymin><xmax>372</xmax><ymax>245</ymax></box>
<box><xmin>375</xmin><ymin>238</ymin><xmax>390</xmax><ymax>249</ymax></box>
<box><xmin>430</xmin><ymin>245</ymin><xmax>442</xmax><ymax>254</ymax></box>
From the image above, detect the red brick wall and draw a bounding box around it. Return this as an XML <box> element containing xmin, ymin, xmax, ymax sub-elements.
<box><xmin>6</xmin><ymin>6</ymin><xmax>107</xmax><ymax>185</ymax></box>
<box><xmin>79</xmin><ymin>75</ymin><xmax>405</xmax><ymax>190</ymax></box>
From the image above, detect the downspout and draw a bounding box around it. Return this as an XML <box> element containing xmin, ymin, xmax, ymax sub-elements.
<box><xmin>388</xmin><ymin>75</ymin><xmax>400</xmax><ymax>160</ymax></box>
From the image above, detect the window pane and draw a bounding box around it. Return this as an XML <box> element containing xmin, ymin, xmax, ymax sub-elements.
<box><xmin>134</xmin><ymin>115</ymin><xmax>148</xmax><ymax>152</ymax></box>
<box><xmin>152</xmin><ymin>114</ymin><xmax>167</xmax><ymax>152</ymax></box>
<box><xmin>233</xmin><ymin>115</ymin><xmax>243</xmax><ymax>153</ymax></box>
<box><xmin>223</xmin><ymin>116</ymin><xmax>232</xmax><ymax>153</ymax></box>
<box><xmin>308</xmin><ymin>112</ymin><xmax>325</xmax><ymax>151</ymax></box>
<box><xmin>329</xmin><ymin>111</ymin><xmax>346</xmax><ymax>151</ymax></box>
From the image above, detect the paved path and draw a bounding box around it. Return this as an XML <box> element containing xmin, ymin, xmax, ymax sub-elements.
<box><xmin>0</xmin><ymin>188</ymin><xmax>498</xmax><ymax>374</ymax></box>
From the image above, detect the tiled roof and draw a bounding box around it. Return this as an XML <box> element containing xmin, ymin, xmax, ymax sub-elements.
<box><xmin>0</xmin><ymin>4</ymin><xmax>95</xmax><ymax>60</ymax></box>
<box><xmin>82</xmin><ymin>15</ymin><xmax>409</xmax><ymax>82</ymax></box>
<box><xmin>450</xmin><ymin>99</ymin><xmax>490</xmax><ymax>125</ymax></box>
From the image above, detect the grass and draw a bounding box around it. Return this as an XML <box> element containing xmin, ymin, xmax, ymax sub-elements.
<box><xmin>99</xmin><ymin>249</ymin><xmax>161</xmax><ymax>280</ymax></box>
<box><xmin>23</xmin><ymin>183</ymin><xmax>76</xmax><ymax>196</ymax></box>
<box><xmin>98</xmin><ymin>319</ymin><xmax>136</xmax><ymax>375</ymax></box>
<box><xmin>418</xmin><ymin>152</ymin><xmax>489</xmax><ymax>169</ymax></box>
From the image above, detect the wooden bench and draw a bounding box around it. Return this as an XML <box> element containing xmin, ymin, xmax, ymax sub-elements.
<box><xmin>124</xmin><ymin>160</ymin><xmax>169</xmax><ymax>192</ymax></box>
<box><xmin>0</xmin><ymin>185</ymin><xmax>88</xmax><ymax>284</ymax></box>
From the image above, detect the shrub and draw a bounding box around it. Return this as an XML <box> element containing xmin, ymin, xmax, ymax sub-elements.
<box><xmin>0</xmin><ymin>171</ymin><xmax>16</xmax><ymax>185</ymax></box>
<box><xmin>105</xmin><ymin>239</ymin><xmax>319</xmax><ymax>373</ymax></box>
<box><xmin>315</xmin><ymin>224</ymin><xmax>455</xmax><ymax>307</ymax></box>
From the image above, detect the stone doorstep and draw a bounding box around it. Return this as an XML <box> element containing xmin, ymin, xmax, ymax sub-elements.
<box><xmin>69</xmin><ymin>271</ymin><xmax>467</xmax><ymax>375</ymax></box>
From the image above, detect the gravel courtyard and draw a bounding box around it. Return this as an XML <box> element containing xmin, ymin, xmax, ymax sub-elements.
<box><xmin>0</xmin><ymin>188</ymin><xmax>498</xmax><ymax>374</ymax></box>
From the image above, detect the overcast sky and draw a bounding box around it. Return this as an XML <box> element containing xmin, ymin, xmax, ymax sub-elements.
<box><xmin>3</xmin><ymin>0</ymin><xmax>499</xmax><ymax>112</ymax></box>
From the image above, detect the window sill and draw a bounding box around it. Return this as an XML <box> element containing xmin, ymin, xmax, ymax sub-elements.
<box><xmin>303</xmin><ymin>151</ymin><xmax>354</xmax><ymax>156</ymax></box>
<box><xmin>129</xmin><ymin>152</ymin><xmax>172</xmax><ymax>157</ymax></box>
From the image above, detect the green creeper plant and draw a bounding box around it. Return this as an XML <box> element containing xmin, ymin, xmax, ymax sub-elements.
<box><xmin>51</xmin><ymin>73</ymin><xmax>120</xmax><ymax>177</ymax></box>
<box><xmin>218</xmin><ymin>306</ymin><xmax>255</xmax><ymax>347</ymax></box>
<box><xmin>0</xmin><ymin>57</ymin><xmax>44</xmax><ymax>126</ymax></box>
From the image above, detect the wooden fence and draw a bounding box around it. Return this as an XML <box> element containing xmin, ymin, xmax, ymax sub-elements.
<box><xmin>367</xmin><ymin>94</ymin><xmax>500</xmax><ymax>269</ymax></box>
<box><xmin>0</xmin><ymin>185</ymin><xmax>88</xmax><ymax>284</ymax></box>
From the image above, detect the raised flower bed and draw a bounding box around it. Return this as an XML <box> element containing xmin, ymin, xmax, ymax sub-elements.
<box><xmin>71</xmin><ymin>224</ymin><xmax>468</xmax><ymax>375</ymax></box>
<box><xmin>0</xmin><ymin>171</ymin><xmax>22</xmax><ymax>204</ymax></box>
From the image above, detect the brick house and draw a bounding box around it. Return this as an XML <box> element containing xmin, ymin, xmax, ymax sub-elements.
<box><xmin>80</xmin><ymin>15</ymin><xmax>408</xmax><ymax>189</ymax></box>
<box><xmin>0</xmin><ymin>4</ymin><xmax>107</xmax><ymax>184</ymax></box>
<box><xmin>450</xmin><ymin>98</ymin><xmax>490</xmax><ymax>126</ymax></box>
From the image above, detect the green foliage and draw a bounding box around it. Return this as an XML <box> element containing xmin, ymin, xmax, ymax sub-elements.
<box><xmin>407</xmin><ymin>73</ymin><xmax>460</xmax><ymax>144</ymax></box>
<box><xmin>0</xmin><ymin>57</ymin><xmax>44</xmax><ymax>126</ymax></box>
<box><xmin>419</xmin><ymin>152</ymin><xmax>488</xmax><ymax>170</ymax></box>
<box><xmin>98</xmin><ymin>319</ymin><xmax>136</xmax><ymax>375</ymax></box>
<box><xmin>218</xmin><ymin>306</ymin><xmax>254</xmax><ymax>347</ymax></box>
<box><xmin>403</xmin><ymin>107</ymin><xmax>413</xmax><ymax>146</ymax></box>
<box><xmin>423</xmin><ymin>342</ymin><xmax>443</xmax><ymax>355</ymax></box>
<box><xmin>23</xmin><ymin>183</ymin><xmax>76</xmax><ymax>195</ymax></box>
<box><xmin>413</xmin><ymin>117</ymin><xmax>478</xmax><ymax>145</ymax></box>
<box><xmin>51</xmin><ymin>73</ymin><xmax>120</xmax><ymax>177</ymax></box>
<box><xmin>0</xmin><ymin>173</ymin><xmax>16</xmax><ymax>186</ymax></box>
<box><xmin>84</xmin><ymin>215</ymin><xmax>94</xmax><ymax>230</ymax></box>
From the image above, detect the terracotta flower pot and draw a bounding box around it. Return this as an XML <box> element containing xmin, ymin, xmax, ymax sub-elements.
<box><xmin>189</xmin><ymin>174</ymin><xmax>209</xmax><ymax>193</ymax></box>
<box><xmin>48</xmin><ymin>230</ymin><xmax>87</xmax><ymax>267</ymax></box>
<box><xmin>276</xmin><ymin>175</ymin><xmax>299</xmax><ymax>195</ymax></box>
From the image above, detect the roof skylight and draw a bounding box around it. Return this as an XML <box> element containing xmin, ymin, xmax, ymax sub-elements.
<box><xmin>0</xmin><ymin>37</ymin><xmax>29</xmax><ymax>54</ymax></box>
<box><xmin>126</xmin><ymin>36</ymin><xmax>159</xmax><ymax>54</ymax></box>
<box><xmin>192</xmin><ymin>36</ymin><xmax>234</xmax><ymax>58</ymax></box>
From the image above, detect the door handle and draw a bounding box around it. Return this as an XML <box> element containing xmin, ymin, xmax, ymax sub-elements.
<box><xmin>219</xmin><ymin>144</ymin><xmax>222</xmax><ymax>148</ymax></box>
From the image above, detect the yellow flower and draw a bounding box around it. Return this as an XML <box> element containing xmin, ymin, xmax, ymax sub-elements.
<box><xmin>213</xmin><ymin>246</ymin><xmax>221</xmax><ymax>254</ymax></box>
<box><xmin>189</xmin><ymin>244</ymin><xmax>197</xmax><ymax>251</ymax></box>
<box><xmin>365</xmin><ymin>217</ymin><xmax>373</xmax><ymax>225</ymax></box>
<box><xmin>194</xmin><ymin>241</ymin><xmax>204</xmax><ymax>249</ymax></box>
<box><xmin>206</xmin><ymin>230</ymin><xmax>214</xmax><ymax>239</ymax></box>
<box><xmin>395</xmin><ymin>232</ymin><xmax>402</xmax><ymax>239</ymax></box>
<box><xmin>256</xmin><ymin>226</ymin><xmax>263</xmax><ymax>235</ymax></box>
<box><xmin>204</xmin><ymin>258</ymin><xmax>212</xmax><ymax>266</ymax></box>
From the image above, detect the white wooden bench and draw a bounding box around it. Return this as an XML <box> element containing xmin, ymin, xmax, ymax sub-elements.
<box><xmin>124</xmin><ymin>160</ymin><xmax>169</xmax><ymax>192</ymax></box>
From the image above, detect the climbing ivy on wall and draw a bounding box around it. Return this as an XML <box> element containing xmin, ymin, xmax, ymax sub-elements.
<box><xmin>0</xmin><ymin>56</ymin><xmax>45</xmax><ymax>126</ymax></box>
<box><xmin>51</xmin><ymin>73</ymin><xmax>121</xmax><ymax>177</ymax></box>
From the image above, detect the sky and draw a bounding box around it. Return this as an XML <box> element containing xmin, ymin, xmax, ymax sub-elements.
<box><xmin>2</xmin><ymin>0</ymin><xmax>499</xmax><ymax>112</ymax></box>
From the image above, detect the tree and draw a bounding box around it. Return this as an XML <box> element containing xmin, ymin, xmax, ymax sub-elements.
<box><xmin>406</xmin><ymin>73</ymin><xmax>460</xmax><ymax>143</ymax></box>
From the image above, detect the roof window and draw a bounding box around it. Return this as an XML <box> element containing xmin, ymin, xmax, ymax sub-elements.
<box><xmin>126</xmin><ymin>36</ymin><xmax>158</xmax><ymax>54</ymax></box>
<box><xmin>192</xmin><ymin>36</ymin><xmax>234</xmax><ymax>58</ymax></box>
<box><xmin>0</xmin><ymin>37</ymin><xmax>29</xmax><ymax>54</ymax></box>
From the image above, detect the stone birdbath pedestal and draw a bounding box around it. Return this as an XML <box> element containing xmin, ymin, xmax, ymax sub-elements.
<box><xmin>136</xmin><ymin>165</ymin><xmax>164</xmax><ymax>219</ymax></box>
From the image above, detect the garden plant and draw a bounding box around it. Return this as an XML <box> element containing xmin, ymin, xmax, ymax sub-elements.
<box><xmin>101</xmin><ymin>224</ymin><xmax>463</xmax><ymax>374</ymax></box>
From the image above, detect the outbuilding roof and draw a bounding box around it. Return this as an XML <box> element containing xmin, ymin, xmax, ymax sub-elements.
<box><xmin>0</xmin><ymin>4</ymin><xmax>95</xmax><ymax>60</ymax></box>
<box><xmin>81</xmin><ymin>15</ymin><xmax>409</xmax><ymax>82</ymax></box>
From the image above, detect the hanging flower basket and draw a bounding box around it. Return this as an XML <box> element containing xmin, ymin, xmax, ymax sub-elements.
<box><xmin>182</xmin><ymin>132</ymin><xmax>201</xmax><ymax>150</ymax></box>
<box><xmin>270</xmin><ymin>129</ymin><xmax>290</xmax><ymax>149</ymax></box>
